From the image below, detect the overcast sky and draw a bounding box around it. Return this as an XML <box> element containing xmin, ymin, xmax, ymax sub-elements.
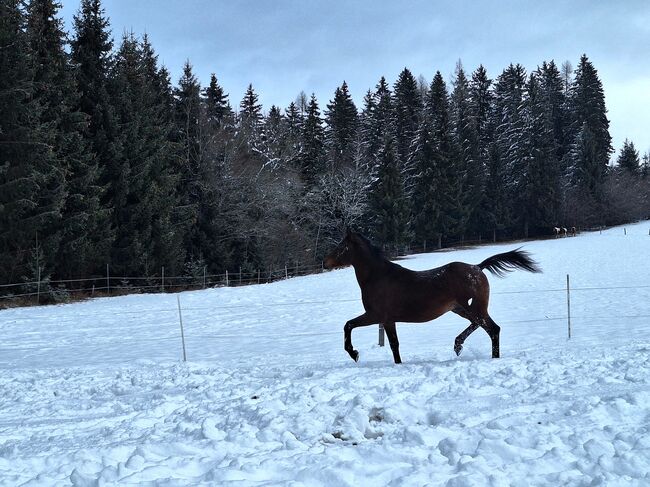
<box><xmin>60</xmin><ymin>0</ymin><xmax>650</xmax><ymax>159</ymax></box>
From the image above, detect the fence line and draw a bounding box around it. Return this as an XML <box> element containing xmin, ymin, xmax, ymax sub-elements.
<box><xmin>3</xmin><ymin>222</ymin><xmax>647</xmax><ymax>304</ymax></box>
<box><xmin>4</xmin><ymin>285</ymin><xmax>649</xmax><ymax>322</ymax></box>
<box><xmin>3</xmin><ymin>273</ymin><xmax>650</xmax><ymax>304</ymax></box>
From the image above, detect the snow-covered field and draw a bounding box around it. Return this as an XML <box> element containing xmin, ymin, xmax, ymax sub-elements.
<box><xmin>1</xmin><ymin>222</ymin><xmax>650</xmax><ymax>486</ymax></box>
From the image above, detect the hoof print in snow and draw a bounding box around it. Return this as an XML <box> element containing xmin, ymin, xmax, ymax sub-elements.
<box><xmin>368</xmin><ymin>407</ymin><xmax>384</xmax><ymax>423</ymax></box>
<box><xmin>331</xmin><ymin>431</ymin><xmax>347</xmax><ymax>441</ymax></box>
<box><xmin>251</xmin><ymin>395</ymin><xmax>259</xmax><ymax>400</ymax></box>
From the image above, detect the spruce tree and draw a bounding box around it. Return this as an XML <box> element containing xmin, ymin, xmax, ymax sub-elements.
<box><xmin>450</xmin><ymin>61</ymin><xmax>478</xmax><ymax>236</ymax></box>
<box><xmin>28</xmin><ymin>0</ymin><xmax>109</xmax><ymax>279</ymax></box>
<box><xmin>641</xmin><ymin>153</ymin><xmax>650</xmax><ymax>179</ymax></box>
<box><xmin>358</xmin><ymin>89</ymin><xmax>376</xmax><ymax>170</ymax></box>
<box><xmin>468</xmin><ymin>65</ymin><xmax>492</xmax><ymax>235</ymax></box>
<box><xmin>393</xmin><ymin>68</ymin><xmax>421</xmax><ymax>177</ymax></box>
<box><xmin>239</xmin><ymin>83</ymin><xmax>263</xmax><ymax>136</ymax></box>
<box><xmin>429</xmin><ymin>71</ymin><xmax>466</xmax><ymax>240</ymax></box>
<box><xmin>490</xmin><ymin>64</ymin><xmax>527</xmax><ymax>234</ymax></box>
<box><xmin>538</xmin><ymin>61</ymin><xmax>568</xmax><ymax>164</ymax></box>
<box><xmin>369</xmin><ymin>76</ymin><xmax>393</xmax><ymax>158</ymax></box>
<box><xmin>565</xmin><ymin>55</ymin><xmax>612</xmax><ymax>200</ymax></box>
<box><xmin>140</xmin><ymin>34</ymin><xmax>185</xmax><ymax>274</ymax></box>
<box><xmin>369</xmin><ymin>134</ymin><xmax>409</xmax><ymax>249</ymax></box>
<box><xmin>408</xmin><ymin>89</ymin><xmax>439</xmax><ymax>243</ymax></box>
<box><xmin>107</xmin><ymin>33</ymin><xmax>186</xmax><ymax>275</ymax></box>
<box><xmin>110</xmin><ymin>33</ymin><xmax>150</xmax><ymax>274</ymax></box>
<box><xmin>300</xmin><ymin>94</ymin><xmax>326</xmax><ymax>188</ymax></box>
<box><xmin>0</xmin><ymin>0</ymin><xmax>52</xmax><ymax>286</ymax></box>
<box><xmin>520</xmin><ymin>73</ymin><xmax>561</xmax><ymax>235</ymax></box>
<box><xmin>617</xmin><ymin>139</ymin><xmax>640</xmax><ymax>176</ymax></box>
<box><xmin>284</xmin><ymin>101</ymin><xmax>303</xmax><ymax>170</ymax></box>
<box><xmin>172</xmin><ymin>61</ymin><xmax>205</xmax><ymax>263</ymax></box>
<box><xmin>203</xmin><ymin>73</ymin><xmax>230</xmax><ymax>126</ymax></box>
<box><xmin>325</xmin><ymin>81</ymin><xmax>358</xmax><ymax>171</ymax></box>
<box><xmin>263</xmin><ymin>105</ymin><xmax>284</xmax><ymax>166</ymax></box>
<box><xmin>360</xmin><ymin>76</ymin><xmax>393</xmax><ymax>185</ymax></box>
<box><xmin>70</xmin><ymin>0</ymin><xmax>118</xmax><ymax>267</ymax></box>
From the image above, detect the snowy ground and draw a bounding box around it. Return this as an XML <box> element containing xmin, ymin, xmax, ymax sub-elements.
<box><xmin>1</xmin><ymin>222</ymin><xmax>649</xmax><ymax>486</ymax></box>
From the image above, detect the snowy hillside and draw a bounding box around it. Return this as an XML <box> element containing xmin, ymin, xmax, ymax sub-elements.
<box><xmin>1</xmin><ymin>222</ymin><xmax>650</xmax><ymax>486</ymax></box>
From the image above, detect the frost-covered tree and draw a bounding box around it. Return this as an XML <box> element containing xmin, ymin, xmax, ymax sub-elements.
<box><xmin>450</xmin><ymin>61</ymin><xmax>478</xmax><ymax>235</ymax></box>
<box><xmin>393</xmin><ymin>68</ymin><xmax>421</xmax><ymax>176</ymax></box>
<box><xmin>519</xmin><ymin>73</ymin><xmax>561</xmax><ymax>235</ymax></box>
<box><xmin>239</xmin><ymin>83</ymin><xmax>263</xmax><ymax>136</ymax></box>
<box><xmin>565</xmin><ymin>55</ymin><xmax>612</xmax><ymax>199</ymax></box>
<box><xmin>325</xmin><ymin>81</ymin><xmax>358</xmax><ymax>171</ymax></box>
<box><xmin>616</xmin><ymin>139</ymin><xmax>640</xmax><ymax>176</ymax></box>
<box><xmin>202</xmin><ymin>73</ymin><xmax>231</xmax><ymax>129</ymax></box>
<box><xmin>468</xmin><ymin>65</ymin><xmax>492</xmax><ymax>234</ymax></box>
<box><xmin>300</xmin><ymin>94</ymin><xmax>326</xmax><ymax>188</ymax></box>
<box><xmin>369</xmin><ymin>134</ymin><xmax>409</xmax><ymax>249</ymax></box>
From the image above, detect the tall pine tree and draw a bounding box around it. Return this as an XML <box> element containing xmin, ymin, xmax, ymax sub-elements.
<box><xmin>324</xmin><ymin>81</ymin><xmax>358</xmax><ymax>171</ymax></box>
<box><xmin>0</xmin><ymin>0</ymin><xmax>55</xmax><ymax>286</ymax></box>
<box><xmin>393</xmin><ymin>68</ymin><xmax>421</xmax><ymax>180</ymax></box>
<box><xmin>617</xmin><ymin>139</ymin><xmax>640</xmax><ymax>176</ymax></box>
<box><xmin>565</xmin><ymin>55</ymin><xmax>612</xmax><ymax>204</ymax></box>
<box><xmin>28</xmin><ymin>0</ymin><xmax>109</xmax><ymax>279</ymax></box>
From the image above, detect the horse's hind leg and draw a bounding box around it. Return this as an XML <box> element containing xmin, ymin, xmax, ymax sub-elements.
<box><xmin>453</xmin><ymin>304</ymin><xmax>500</xmax><ymax>358</ymax></box>
<box><xmin>482</xmin><ymin>315</ymin><xmax>501</xmax><ymax>358</ymax></box>
<box><xmin>452</xmin><ymin>305</ymin><xmax>480</xmax><ymax>356</ymax></box>
<box><xmin>383</xmin><ymin>322</ymin><xmax>402</xmax><ymax>364</ymax></box>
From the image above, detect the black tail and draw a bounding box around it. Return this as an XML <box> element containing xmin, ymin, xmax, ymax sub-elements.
<box><xmin>477</xmin><ymin>248</ymin><xmax>541</xmax><ymax>277</ymax></box>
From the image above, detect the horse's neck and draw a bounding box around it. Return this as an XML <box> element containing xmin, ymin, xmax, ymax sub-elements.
<box><xmin>352</xmin><ymin>254</ymin><xmax>386</xmax><ymax>287</ymax></box>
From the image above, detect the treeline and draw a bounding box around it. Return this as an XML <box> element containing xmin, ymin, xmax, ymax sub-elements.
<box><xmin>2</xmin><ymin>0</ymin><xmax>649</xmax><ymax>294</ymax></box>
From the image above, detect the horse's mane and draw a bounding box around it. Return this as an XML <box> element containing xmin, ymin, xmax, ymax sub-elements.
<box><xmin>353</xmin><ymin>232</ymin><xmax>386</xmax><ymax>261</ymax></box>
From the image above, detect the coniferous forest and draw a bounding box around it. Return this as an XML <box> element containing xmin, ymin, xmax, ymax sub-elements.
<box><xmin>2</xmin><ymin>0</ymin><xmax>649</xmax><ymax>299</ymax></box>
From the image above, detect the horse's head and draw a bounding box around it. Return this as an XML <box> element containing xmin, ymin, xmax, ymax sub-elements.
<box><xmin>324</xmin><ymin>228</ymin><xmax>360</xmax><ymax>269</ymax></box>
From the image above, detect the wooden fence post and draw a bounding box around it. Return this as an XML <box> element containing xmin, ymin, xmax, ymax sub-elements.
<box><xmin>203</xmin><ymin>266</ymin><xmax>206</xmax><ymax>289</ymax></box>
<box><xmin>239</xmin><ymin>266</ymin><xmax>242</xmax><ymax>285</ymax></box>
<box><xmin>285</xmin><ymin>264</ymin><xmax>288</xmax><ymax>279</ymax></box>
<box><xmin>106</xmin><ymin>264</ymin><xmax>110</xmax><ymax>295</ymax></box>
<box><xmin>177</xmin><ymin>295</ymin><xmax>187</xmax><ymax>362</ymax></box>
<box><xmin>225</xmin><ymin>270</ymin><xmax>229</xmax><ymax>287</ymax></box>
<box><xmin>566</xmin><ymin>274</ymin><xmax>571</xmax><ymax>340</ymax></box>
<box><xmin>378</xmin><ymin>324</ymin><xmax>385</xmax><ymax>347</ymax></box>
<box><xmin>257</xmin><ymin>269</ymin><xmax>260</xmax><ymax>284</ymax></box>
<box><xmin>161</xmin><ymin>266</ymin><xmax>165</xmax><ymax>292</ymax></box>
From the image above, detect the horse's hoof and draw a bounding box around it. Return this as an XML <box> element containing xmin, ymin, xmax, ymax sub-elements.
<box><xmin>454</xmin><ymin>343</ymin><xmax>463</xmax><ymax>356</ymax></box>
<box><xmin>351</xmin><ymin>350</ymin><xmax>359</xmax><ymax>362</ymax></box>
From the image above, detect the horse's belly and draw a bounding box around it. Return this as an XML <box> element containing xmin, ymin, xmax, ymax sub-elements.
<box><xmin>382</xmin><ymin>296</ymin><xmax>453</xmax><ymax>323</ymax></box>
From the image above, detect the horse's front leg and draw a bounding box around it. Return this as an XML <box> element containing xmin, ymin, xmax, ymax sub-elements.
<box><xmin>383</xmin><ymin>322</ymin><xmax>402</xmax><ymax>364</ymax></box>
<box><xmin>344</xmin><ymin>312</ymin><xmax>378</xmax><ymax>362</ymax></box>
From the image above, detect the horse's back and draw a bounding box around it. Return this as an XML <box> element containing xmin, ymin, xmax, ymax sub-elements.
<box><xmin>363</xmin><ymin>261</ymin><xmax>489</xmax><ymax>322</ymax></box>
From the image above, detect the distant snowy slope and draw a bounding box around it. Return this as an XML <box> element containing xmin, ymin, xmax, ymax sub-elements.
<box><xmin>1</xmin><ymin>222</ymin><xmax>649</xmax><ymax>485</ymax></box>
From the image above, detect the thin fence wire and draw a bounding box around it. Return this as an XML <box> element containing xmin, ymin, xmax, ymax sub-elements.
<box><xmin>2</xmin><ymin>223</ymin><xmax>648</xmax><ymax>304</ymax></box>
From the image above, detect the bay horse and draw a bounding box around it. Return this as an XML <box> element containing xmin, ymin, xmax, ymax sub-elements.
<box><xmin>324</xmin><ymin>229</ymin><xmax>541</xmax><ymax>363</ymax></box>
